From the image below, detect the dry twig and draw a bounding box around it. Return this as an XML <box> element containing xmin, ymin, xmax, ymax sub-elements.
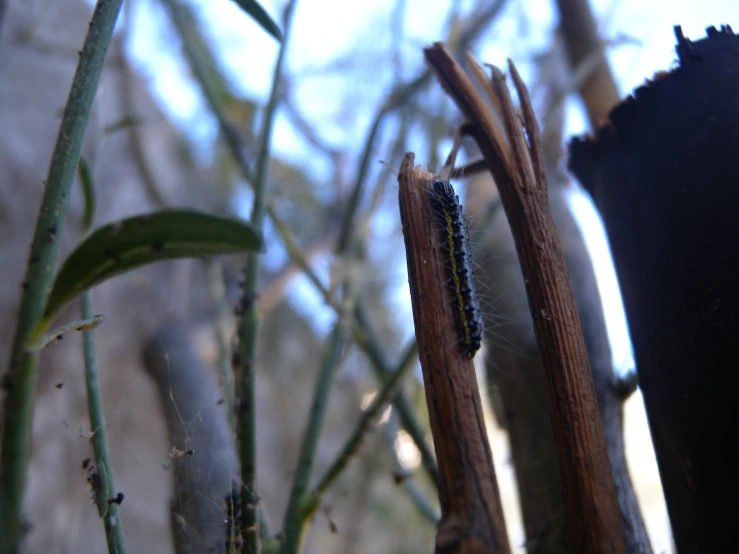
<box><xmin>424</xmin><ymin>43</ymin><xmax>626</xmax><ymax>554</ymax></box>
<box><xmin>398</xmin><ymin>154</ymin><xmax>510</xmax><ymax>554</ymax></box>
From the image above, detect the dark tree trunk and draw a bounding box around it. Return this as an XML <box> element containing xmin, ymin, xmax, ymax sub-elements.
<box><xmin>569</xmin><ymin>25</ymin><xmax>739</xmax><ymax>554</ymax></box>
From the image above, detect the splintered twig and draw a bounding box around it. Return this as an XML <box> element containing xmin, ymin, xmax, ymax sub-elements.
<box><xmin>398</xmin><ymin>154</ymin><xmax>511</xmax><ymax>553</ymax></box>
<box><xmin>424</xmin><ymin>43</ymin><xmax>627</xmax><ymax>554</ymax></box>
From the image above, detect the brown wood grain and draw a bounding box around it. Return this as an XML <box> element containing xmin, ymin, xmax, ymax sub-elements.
<box><xmin>398</xmin><ymin>154</ymin><xmax>510</xmax><ymax>554</ymax></box>
<box><xmin>424</xmin><ymin>44</ymin><xmax>626</xmax><ymax>554</ymax></box>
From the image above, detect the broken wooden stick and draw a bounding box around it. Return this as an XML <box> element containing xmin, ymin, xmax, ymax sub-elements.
<box><xmin>424</xmin><ymin>43</ymin><xmax>626</xmax><ymax>554</ymax></box>
<box><xmin>398</xmin><ymin>154</ymin><xmax>510</xmax><ymax>554</ymax></box>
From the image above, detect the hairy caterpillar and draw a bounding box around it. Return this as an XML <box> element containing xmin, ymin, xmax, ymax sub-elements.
<box><xmin>430</xmin><ymin>179</ymin><xmax>483</xmax><ymax>357</ymax></box>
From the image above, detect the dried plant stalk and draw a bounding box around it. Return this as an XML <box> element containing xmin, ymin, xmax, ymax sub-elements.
<box><xmin>424</xmin><ymin>43</ymin><xmax>626</xmax><ymax>554</ymax></box>
<box><xmin>398</xmin><ymin>153</ymin><xmax>510</xmax><ymax>554</ymax></box>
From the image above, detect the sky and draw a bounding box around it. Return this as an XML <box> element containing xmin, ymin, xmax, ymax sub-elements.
<box><xmin>123</xmin><ymin>0</ymin><xmax>739</xmax><ymax>375</ymax></box>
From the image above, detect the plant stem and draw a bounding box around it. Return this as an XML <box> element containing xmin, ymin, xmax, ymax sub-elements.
<box><xmin>162</xmin><ymin>1</ymin><xmax>296</xmax><ymax>549</ymax></box>
<box><xmin>162</xmin><ymin>0</ymin><xmax>253</xmax><ymax>183</ymax></box>
<box><xmin>267</xmin><ymin>214</ymin><xmax>439</xmax><ymax>487</ymax></box>
<box><xmin>353</xmin><ymin>305</ymin><xmax>438</xmax><ymax>486</ymax></box>
<box><xmin>116</xmin><ymin>59</ymin><xmax>167</xmax><ymax>207</ymax></box>
<box><xmin>307</xmin><ymin>339</ymin><xmax>418</xmax><ymax>511</ymax></box>
<box><xmin>0</xmin><ymin>2</ymin><xmax>123</xmax><ymax>551</ymax></box>
<box><xmin>280</xmin><ymin>324</ymin><xmax>348</xmax><ymax>554</ymax></box>
<box><xmin>381</xmin><ymin>420</ymin><xmax>439</xmax><ymax>524</ymax></box>
<box><xmin>397</xmin><ymin>153</ymin><xmax>511</xmax><ymax>552</ymax></box>
<box><xmin>235</xmin><ymin>2</ymin><xmax>297</xmax><ymax>552</ymax></box>
<box><xmin>82</xmin><ymin>292</ymin><xmax>126</xmax><ymax>554</ymax></box>
<box><xmin>78</xmin><ymin>93</ymin><xmax>125</xmax><ymax>553</ymax></box>
<box><xmin>163</xmin><ymin>2</ymin><xmax>441</xmax><ymax>499</ymax></box>
<box><xmin>279</xmin><ymin>21</ymin><xmax>434</xmax><ymax>549</ymax></box>
<box><xmin>207</xmin><ymin>261</ymin><xmax>235</xmax><ymax>431</ymax></box>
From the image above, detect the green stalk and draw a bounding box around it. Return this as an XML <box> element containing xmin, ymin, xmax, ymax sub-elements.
<box><xmin>381</xmin><ymin>420</ymin><xmax>439</xmax><ymax>523</ymax></box>
<box><xmin>173</xmin><ymin>1</ymin><xmax>254</xmax><ymax>181</ymax></box>
<box><xmin>353</xmin><ymin>305</ymin><xmax>438</xmax><ymax>486</ymax></box>
<box><xmin>164</xmin><ymin>1</ymin><xmax>442</xmax><ymax>545</ymax></box>
<box><xmin>169</xmin><ymin>0</ymin><xmax>440</xmax><ymax>499</ymax></box>
<box><xmin>79</xmin><ymin>96</ymin><xmax>125</xmax><ymax>553</ymax></box>
<box><xmin>306</xmin><ymin>339</ymin><xmax>418</xmax><ymax>513</ymax></box>
<box><xmin>278</xmin><ymin>36</ymin><xmax>417</xmax><ymax>553</ymax></box>
<box><xmin>207</xmin><ymin>261</ymin><xmax>236</xmax><ymax>431</ymax></box>
<box><xmin>234</xmin><ymin>2</ymin><xmax>297</xmax><ymax>552</ymax></box>
<box><xmin>279</xmin><ymin>324</ymin><xmax>348</xmax><ymax>553</ymax></box>
<box><xmin>161</xmin><ymin>2</ymin><xmax>298</xmax><ymax>548</ymax></box>
<box><xmin>0</xmin><ymin>2</ymin><xmax>123</xmax><ymax>551</ymax></box>
<box><xmin>82</xmin><ymin>292</ymin><xmax>126</xmax><ymax>554</ymax></box>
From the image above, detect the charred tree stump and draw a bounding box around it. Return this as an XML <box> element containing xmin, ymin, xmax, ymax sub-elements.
<box><xmin>569</xmin><ymin>25</ymin><xmax>739</xmax><ymax>554</ymax></box>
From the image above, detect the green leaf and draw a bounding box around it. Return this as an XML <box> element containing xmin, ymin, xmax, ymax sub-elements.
<box><xmin>34</xmin><ymin>314</ymin><xmax>105</xmax><ymax>352</ymax></box>
<box><xmin>231</xmin><ymin>0</ymin><xmax>283</xmax><ymax>42</ymax></box>
<box><xmin>42</xmin><ymin>210</ymin><xmax>263</xmax><ymax>324</ymax></box>
<box><xmin>77</xmin><ymin>157</ymin><xmax>96</xmax><ymax>232</ymax></box>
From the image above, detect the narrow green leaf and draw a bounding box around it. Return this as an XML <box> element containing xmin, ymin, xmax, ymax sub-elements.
<box><xmin>231</xmin><ymin>0</ymin><xmax>283</xmax><ymax>42</ymax></box>
<box><xmin>43</xmin><ymin>210</ymin><xmax>263</xmax><ymax>323</ymax></box>
<box><xmin>34</xmin><ymin>314</ymin><xmax>105</xmax><ymax>352</ymax></box>
<box><xmin>77</xmin><ymin>157</ymin><xmax>97</xmax><ymax>232</ymax></box>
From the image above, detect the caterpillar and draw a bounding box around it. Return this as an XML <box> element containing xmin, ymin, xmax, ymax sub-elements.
<box><xmin>224</xmin><ymin>488</ymin><xmax>243</xmax><ymax>554</ymax></box>
<box><xmin>430</xmin><ymin>179</ymin><xmax>483</xmax><ymax>358</ymax></box>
